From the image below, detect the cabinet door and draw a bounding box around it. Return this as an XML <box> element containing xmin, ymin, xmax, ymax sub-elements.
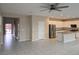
<box><xmin>76</xmin><ymin>32</ymin><xmax>79</xmax><ymax>38</ymax></box>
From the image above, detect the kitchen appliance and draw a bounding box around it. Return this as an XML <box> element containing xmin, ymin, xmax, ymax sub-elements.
<box><xmin>70</xmin><ymin>24</ymin><xmax>78</xmax><ymax>31</ymax></box>
<box><xmin>49</xmin><ymin>24</ymin><xmax>56</xmax><ymax>38</ymax></box>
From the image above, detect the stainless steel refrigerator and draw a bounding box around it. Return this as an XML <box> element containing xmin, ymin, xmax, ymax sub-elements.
<box><xmin>49</xmin><ymin>24</ymin><xmax>56</xmax><ymax>38</ymax></box>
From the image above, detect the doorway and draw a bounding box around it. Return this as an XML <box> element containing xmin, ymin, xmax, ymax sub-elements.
<box><xmin>2</xmin><ymin>17</ymin><xmax>19</xmax><ymax>48</ymax></box>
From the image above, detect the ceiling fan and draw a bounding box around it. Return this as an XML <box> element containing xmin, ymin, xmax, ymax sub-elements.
<box><xmin>40</xmin><ymin>3</ymin><xmax>69</xmax><ymax>12</ymax></box>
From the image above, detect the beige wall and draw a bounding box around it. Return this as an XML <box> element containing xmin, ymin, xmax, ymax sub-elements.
<box><xmin>32</xmin><ymin>16</ymin><xmax>38</xmax><ymax>41</ymax></box>
<box><xmin>19</xmin><ymin>16</ymin><xmax>32</xmax><ymax>41</ymax></box>
<box><xmin>63</xmin><ymin>20</ymin><xmax>79</xmax><ymax>27</ymax></box>
<box><xmin>0</xmin><ymin>15</ymin><xmax>3</xmax><ymax>44</ymax></box>
<box><xmin>0</xmin><ymin>12</ymin><xmax>3</xmax><ymax>45</ymax></box>
<box><xmin>45</xmin><ymin>17</ymin><xmax>49</xmax><ymax>39</ymax></box>
<box><xmin>48</xmin><ymin>20</ymin><xmax>63</xmax><ymax>28</ymax></box>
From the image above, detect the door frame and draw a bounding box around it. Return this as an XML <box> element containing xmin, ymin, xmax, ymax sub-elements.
<box><xmin>2</xmin><ymin>17</ymin><xmax>20</xmax><ymax>43</ymax></box>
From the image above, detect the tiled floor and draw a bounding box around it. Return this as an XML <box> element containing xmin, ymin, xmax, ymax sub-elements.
<box><xmin>0</xmin><ymin>38</ymin><xmax>79</xmax><ymax>55</ymax></box>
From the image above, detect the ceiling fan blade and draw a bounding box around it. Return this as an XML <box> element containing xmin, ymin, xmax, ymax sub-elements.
<box><xmin>57</xmin><ymin>6</ymin><xmax>69</xmax><ymax>8</ymax></box>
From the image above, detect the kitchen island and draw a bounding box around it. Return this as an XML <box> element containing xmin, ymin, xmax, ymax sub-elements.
<box><xmin>56</xmin><ymin>30</ymin><xmax>79</xmax><ymax>43</ymax></box>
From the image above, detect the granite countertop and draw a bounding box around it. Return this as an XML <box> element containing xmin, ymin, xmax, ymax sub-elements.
<box><xmin>56</xmin><ymin>30</ymin><xmax>79</xmax><ymax>34</ymax></box>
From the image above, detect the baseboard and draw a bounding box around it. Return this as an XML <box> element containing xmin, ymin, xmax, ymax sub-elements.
<box><xmin>19</xmin><ymin>39</ymin><xmax>31</xmax><ymax>42</ymax></box>
<box><xmin>32</xmin><ymin>39</ymin><xmax>45</xmax><ymax>41</ymax></box>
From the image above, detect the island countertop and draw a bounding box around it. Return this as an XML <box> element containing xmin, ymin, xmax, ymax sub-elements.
<box><xmin>56</xmin><ymin>30</ymin><xmax>79</xmax><ymax>43</ymax></box>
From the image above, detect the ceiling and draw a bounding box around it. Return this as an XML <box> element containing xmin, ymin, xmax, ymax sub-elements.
<box><xmin>0</xmin><ymin>3</ymin><xmax>79</xmax><ymax>18</ymax></box>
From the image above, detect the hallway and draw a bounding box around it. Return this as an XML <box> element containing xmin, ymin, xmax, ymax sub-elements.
<box><xmin>3</xmin><ymin>32</ymin><xmax>17</xmax><ymax>49</ymax></box>
<box><xmin>0</xmin><ymin>39</ymin><xmax>79</xmax><ymax>55</ymax></box>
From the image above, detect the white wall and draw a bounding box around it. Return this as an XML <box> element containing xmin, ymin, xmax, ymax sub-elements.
<box><xmin>32</xmin><ymin>16</ymin><xmax>48</xmax><ymax>41</ymax></box>
<box><xmin>38</xmin><ymin>17</ymin><xmax>46</xmax><ymax>40</ymax></box>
